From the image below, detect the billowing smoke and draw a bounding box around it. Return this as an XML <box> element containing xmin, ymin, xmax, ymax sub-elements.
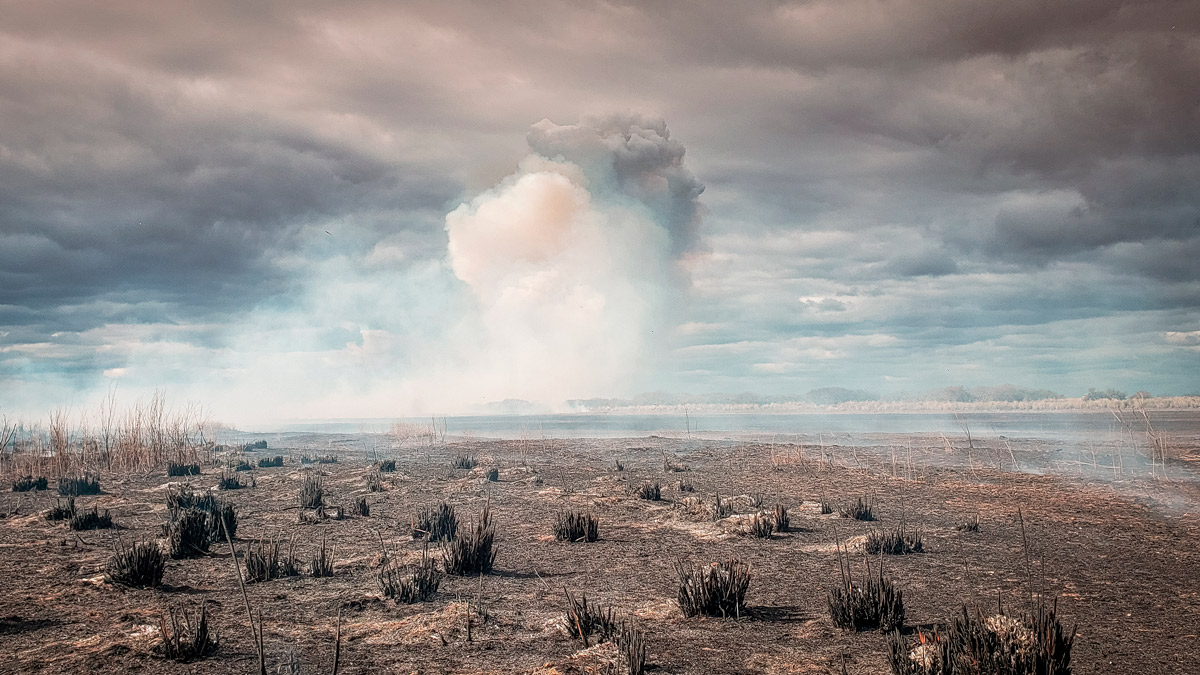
<box><xmin>441</xmin><ymin>113</ymin><xmax>704</xmax><ymax>406</ymax></box>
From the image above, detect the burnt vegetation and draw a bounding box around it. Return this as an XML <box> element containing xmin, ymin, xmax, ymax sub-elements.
<box><xmin>839</xmin><ymin>497</ymin><xmax>875</xmax><ymax>521</ymax></box>
<box><xmin>553</xmin><ymin>510</ymin><xmax>599</xmax><ymax>542</ymax></box>
<box><xmin>107</xmin><ymin>538</ymin><xmax>166</xmax><ymax>588</ymax></box>
<box><xmin>157</xmin><ymin>604</ymin><xmax>218</xmax><ymax>662</ymax></box>
<box><xmin>378</xmin><ymin>545</ymin><xmax>441</xmax><ymax>603</ymax></box>
<box><xmin>58</xmin><ymin>475</ymin><xmax>101</xmax><ymax>496</ymax></box>
<box><xmin>866</xmin><ymin>526</ymin><xmax>925</xmax><ymax>555</ymax></box>
<box><xmin>12</xmin><ymin>475</ymin><xmax>48</xmax><ymax>491</ymax></box>
<box><xmin>412</xmin><ymin>502</ymin><xmax>457</xmax><ymax>542</ymax></box>
<box><xmin>674</xmin><ymin>559</ymin><xmax>751</xmax><ymax>618</ymax></box>
<box><xmin>442</xmin><ymin>502</ymin><xmax>496</xmax><ymax>575</ymax></box>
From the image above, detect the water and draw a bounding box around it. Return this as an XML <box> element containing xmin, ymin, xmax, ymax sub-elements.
<box><xmin>257</xmin><ymin>410</ymin><xmax>1200</xmax><ymax>442</ymax></box>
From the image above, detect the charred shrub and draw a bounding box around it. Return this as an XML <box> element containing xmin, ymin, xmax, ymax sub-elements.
<box><xmin>412</xmin><ymin>502</ymin><xmax>457</xmax><ymax>542</ymax></box>
<box><xmin>107</xmin><ymin>538</ymin><xmax>165</xmax><ymax>588</ymax></box>
<box><xmin>636</xmin><ymin>482</ymin><xmax>661</xmax><ymax>501</ymax></box>
<box><xmin>485</xmin><ymin>466</ymin><xmax>499</xmax><ymax>482</ymax></box>
<box><xmin>839</xmin><ymin>497</ymin><xmax>875</xmax><ymax>521</ymax></box>
<box><xmin>299</xmin><ymin>474</ymin><xmax>323</xmax><ymax>509</ymax></box>
<box><xmin>564</xmin><ymin>590</ymin><xmax>617</xmax><ymax>644</ymax></box>
<box><xmin>232</xmin><ymin>459</ymin><xmax>253</xmax><ymax>472</ymax></box>
<box><xmin>620</xmin><ymin>622</ymin><xmax>648</xmax><ymax>675</ymax></box>
<box><xmin>771</xmin><ymin>503</ymin><xmax>790</xmax><ymax>532</ymax></box>
<box><xmin>443</xmin><ymin>502</ymin><xmax>496</xmax><ymax>575</ymax></box>
<box><xmin>866</xmin><ymin>526</ymin><xmax>924</xmax><ymax>555</ymax></box>
<box><xmin>554</xmin><ymin>511</ymin><xmax>599</xmax><ymax>542</ymax></box>
<box><xmin>886</xmin><ymin>601</ymin><xmax>1075</xmax><ymax>675</ymax></box>
<box><xmin>828</xmin><ymin>573</ymin><xmax>904</xmax><ymax>633</ymax></box>
<box><xmin>819</xmin><ymin>497</ymin><xmax>834</xmax><ymax>515</ymax></box>
<box><xmin>167</xmin><ymin>508</ymin><xmax>212</xmax><ymax>558</ymax></box>
<box><xmin>451</xmin><ymin>453</ymin><xmax>477</xmax><ymax>470</ymax></box>
<box><xmin>58</xmin><ymin>475</ymin><xmax>101</xmax><ymax>496</ymax></box>
<box><xmin>378</xmin><ymin>545</ymin><xmax>441</xmax><ymax>603</ymax></box>
<box><xmin>674</xmin><ymin>559</ymin><xmax>751</xmax><ymax>618</ymax></box>
<box><xmin>217</xmin><ymin>472</ymin><xmax>245</xmax><ymax>490</ymax></box>
<box><xmin>365</xmin><ymin>470</ymin><xmax>384</xmax><ymax>492</ymax></box>
<box><xmin>12</xmin><ymin>475</ymin><xmax>48</xmax><ymax>492</ymax></box>
<box><xmin>244</xmin><ymin>539</ymin><xmax>297</xmax><ymax>582</ymax></box>
<box><xmin>678</xmin><ymin>478</ymin><xmax>695</xmax><ymax>493</ymax></box>
<box><xmin>310</xmin><ymin>532</ymin><xmax>334</xmax><ymax>577</ymax></box>
<box><xmin>377</xmin><ymin>459</ymin><xmax>396</xmax><ymax>472</ymax></box>
<box><xmin>46</xmin><ymin>497</ymin><xmax>76</xmax><ymax>521</ymax></box>
<box><xmin>245</xmin><ymin>439</ymin><xmax>268</xmax><ymax>450</ymax></box>
<box><xmin>352</xmin><ymin>496</ymin><xmax>370</xmax><ymax>517</ymax></box>
<box><xmin>69</xmin><ymin>505</ymin><xmax>113</xmax><ymax>530</ymax></box>
<box><xmin>955</xmin><ymin>516</ymin><xmax>980</xmax><ymax>533</ymax></box>
<box><xmin>167</xmin><ymin>463</ymin><xmax>201</xmax><ymax>477</ymax></box>
<box><xmin>746</xmin><ymin>513</ymin><xmax>774</xmax><ymax>539</ymax></box>
<box><xmin>157</xmin><ymin>604</ymin><xmax>218</xmax><ymax>662</ymax></box>
<box><xmin>257</xmin><ymin>456</ymin><xmax>284</xmax><ymax>468</ymax></box>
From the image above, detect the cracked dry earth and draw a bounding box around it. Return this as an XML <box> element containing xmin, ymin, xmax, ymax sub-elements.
<box><xmin>1</xmin><ymin>421</ymin><xmax>1198</xmax><ymax>674</ymax></box>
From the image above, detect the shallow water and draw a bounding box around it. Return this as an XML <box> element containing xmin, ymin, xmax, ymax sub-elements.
<box><xmin>255</xmin><ymin>410</ymin><xmax>1200</xmax><ymax>442</ymax></box>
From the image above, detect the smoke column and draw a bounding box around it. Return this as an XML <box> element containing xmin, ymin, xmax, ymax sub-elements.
<box><xmin>442</xmin><ymin>113</ymin><xmax>704</xmax><ymax>406</ymax></box>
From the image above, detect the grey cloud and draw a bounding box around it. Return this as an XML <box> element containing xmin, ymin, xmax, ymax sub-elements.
<box><xmin>527</xmin><ymin>113</ymin><xmax>705</xmax><ymax>256</ymax></box>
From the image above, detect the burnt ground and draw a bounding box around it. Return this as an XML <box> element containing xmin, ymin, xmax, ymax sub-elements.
<box><xmin>1</xmin><ymin>422</ymin><xmax>1199</xmax><ymax>674</ymax></box>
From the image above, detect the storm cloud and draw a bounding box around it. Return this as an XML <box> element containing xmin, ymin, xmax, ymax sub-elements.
<box><xmin>1</xmin><ymin>1</ymin><xmax>1197</xmax><ymax>422</ymax></box>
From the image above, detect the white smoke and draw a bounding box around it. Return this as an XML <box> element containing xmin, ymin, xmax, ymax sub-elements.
<box><xmin>441</xmin><ymin>113</ymin><xmax>704</xmax><ymax>406</ymax></box>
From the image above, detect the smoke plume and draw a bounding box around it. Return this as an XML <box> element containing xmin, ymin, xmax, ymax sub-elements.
<box><xmin>442</xmin><ymin>113</ymin><xmax>704</xmax><ymax>406</ymax></box>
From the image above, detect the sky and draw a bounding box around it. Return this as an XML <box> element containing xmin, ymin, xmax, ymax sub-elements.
<box><xmin>1</xmin><ymin>1</ymin><xmax>1198</xmax><ymax>424</ymax></box>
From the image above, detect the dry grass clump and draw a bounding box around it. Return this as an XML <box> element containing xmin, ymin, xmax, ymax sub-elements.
<box><xmin>157</xmin><ymin>604</ymin><xmax>218</xmax><ymax>662</ymax></box>
<box><xmin>745</xmin><ymin>513</ymin><xmax>775</xmax><ymax>538</ymax></box>
<box><xmin>443</xmin><ymin>502</ymin><xmax>496</xmax><ymax>575</ymax></box>
<box><xmin>12</xmin><ymin>475</ymin><xmax>48</xmax><ymax>491</ymax></box>
<box><xmin>839</xmin><ymin>497</ymin><xmax>875</xmax><ymax>521</ymax></box>
<box><xmin>243</xmin><ymin>539</ymin><xmax>299</xmax><ymax>582</ymax></box>
<box><xmin>164</xmin><ymin>487</ymin><xmax>237</xmax><ymax>558</ymax></box>
<box><xmin>167</xmin><ymin>462</ymin><xmax>201</xmax><ymax>476</ymax></box>
<box><xmin>257</xmin><ymin>455</ymin><xmax>283</xmax><ymax>468</ymax></box>
<box><xmin>620</xmin><ymin>623</ymin><xmax>648</xmax><ymax>675</ymax></box>
<box><xmin>712</xmin><ymin>492</ymin><xmax>734</xmax><ymax>520</ymax></box>
<box><xmin>452</xmin><ymin>453</ymin><xmax>477</xmax><ymax>470</ymax></box>
<box><xmin>378</xmin><ymin>545</ymin><xmax>441</xmax><ymax>603</ymax></box>
<box><xmin>299</xmin><ymin>474</ymin><xmax>323</xmax><ymax>509</ymax></box>
<box><xmin>69</xmin><ymin>505</ymin><xmax>113</xmax><ymax>530</ymax></box>
<box><xmin>167</xmin><ymin>508</ymin><xmax>213</xmax><ymax>558</ymax></box>
<box><xmin>828</xmin><ymin>570</ymin><xmax>905</xmax><ymax>633</ymax></box>
<box><xmin>956</xmin><ymin>516</ymin><xmax>980</xmax><ymax>532</ymax></box>
<box><xmin>564</xmin><ymin>590</ymin><xmax>617</xmax><ymax>644</ymax></box>
<box><xmin>46</xmin><ymin>497</ymin><xmax>76</xmax><ymax>521</ymax></box>
<box><xmin>217</xmin><ymin>471</ymin><xmax>249</xmax><ymax>490</ymax></box>
<box><xmin>866</xmin><ymin>526</ymin><xmax>925</xmax><ymax>555</ymax></box>
<box><xmin>107</xmin><ymin>538</ymin><xmax>165</xmax><ymax>588</ymax></box>
<box><xmin>887</xmin><ymin>602</ymin><xmax>1075</xmax><ymax>675</ymax></box>
<box><xmin>412</xmin><ymin>502</ymin><xmax>457</xmax><ymax>542</ymax></box>
<box><xmin>58</xmin><ymin>475</ymin><xmax>101</xmax><ymax>496</ymax></box>
<box><xmin>554</xmin><ymin>511</ymin><xmax>600</xmax><ymax>542</ymax></box>
<box><xmin>674</xmin><ymin>559</ymin><xmax>751</xmax><ymax>618</ymax></box>
<box><xmin>636</xmin><ymin>482</ymin><xmax>661</xmax><ymax>501</ymax></box>
<box><xmin>365</xmin><ymin>470</ymin><xmax>384</xmax><ymax>492</ymax></box>
<box><xmin>771</xmin><ymin>504</ymin><xmax>790</xmax><ymax>532</ymax></box>
<box><xmin>310</xmin><ymin>532</ymin><xmax>335</xmax><ymax>577</ymax></box>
